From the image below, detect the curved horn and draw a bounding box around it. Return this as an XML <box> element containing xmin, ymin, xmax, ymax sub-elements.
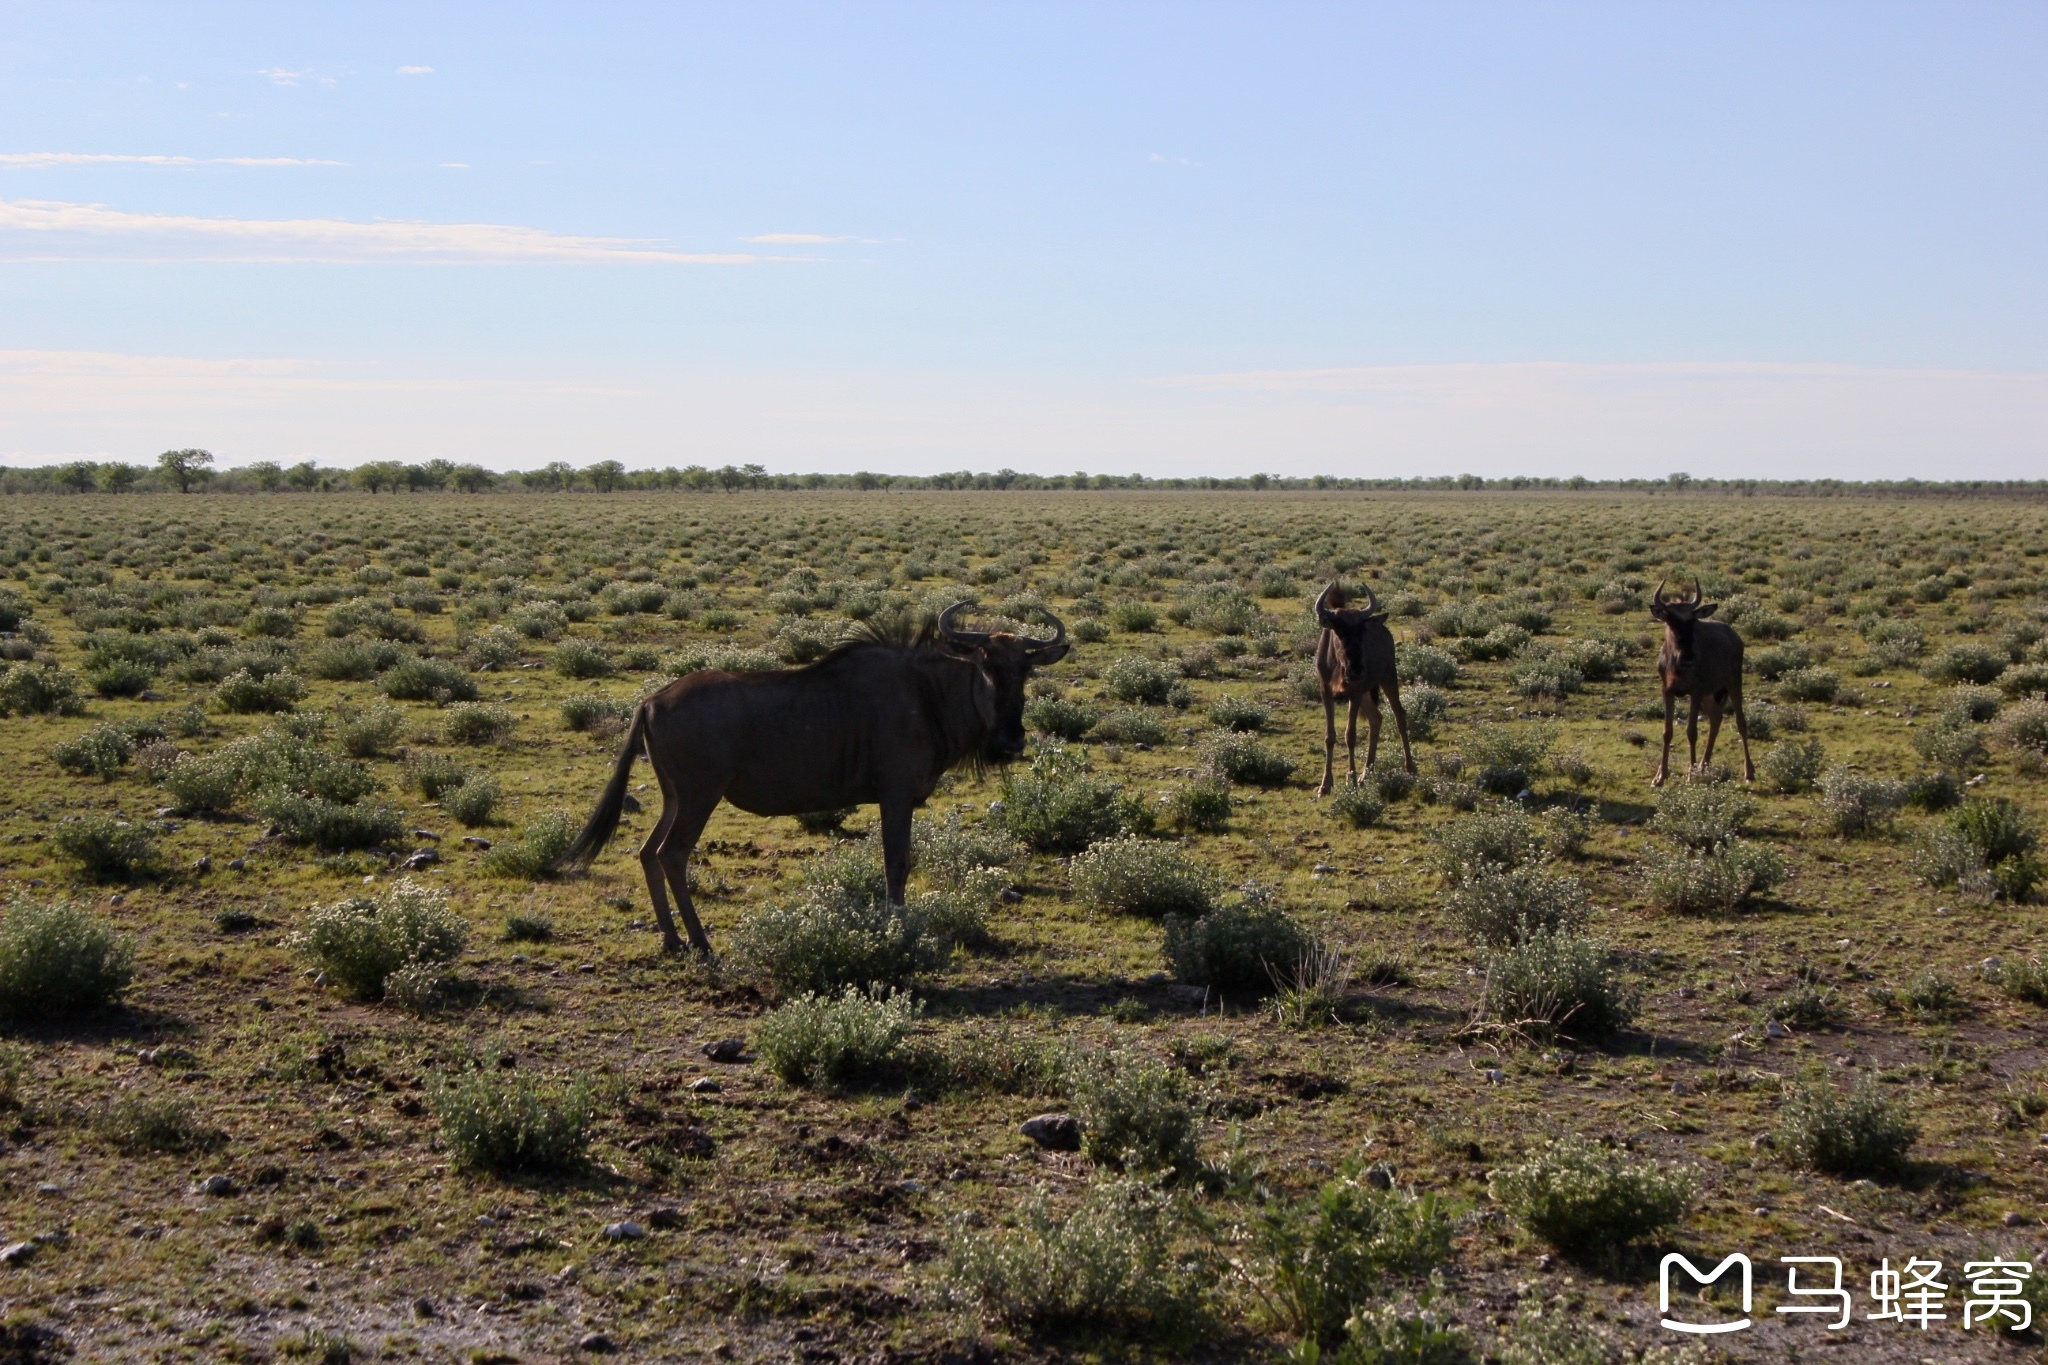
<box><xmin>1314</xmin><ymin>582</ymin><xmax>1340</xmax><ymax>626</ymax></box>
<box><xmin>1356</xmin><ymin>583</ymin><xmax>1381</xmax><ymax>617</ymax></box>
<box><xmin>937</xmin><ymin>600</ymin><xmax>991</xmax><ymax>649</ymax></box>
<box><xmin>1653</xmin><ymin>579</ymin><xmax>1669</xmax><ymax>607</ymax></box>
<box><xmin>1022</xmin><ymin>606</ymin><xmax>1067</xmax><ymax>651</ymax></box>
<box><xmin>1687</xmin><ymin>579</ymin><xmax>1704</xmax><ymax>606</ymax></box>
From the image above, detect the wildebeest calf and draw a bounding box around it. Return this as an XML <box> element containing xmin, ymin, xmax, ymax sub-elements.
<box><xmin>1649</xmin><ymin>580</ymin><xmax>1753</xmax><ymax>786</ymax></box>
<box><xmin>1312</xmin><ymin>581</ymin><xmax>1415</xmax><ymax>794</ymax></box>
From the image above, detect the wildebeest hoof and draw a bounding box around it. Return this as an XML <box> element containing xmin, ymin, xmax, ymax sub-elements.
<box><xmin>701</xmin><ymin>1038</ymin><xmax>747</xmax><ymax>1064</ymax></box>
<box><xmin>1019</xmin><ymin>1113</ymin><xmax>1081</xmax><ymax>1151</ymax></box>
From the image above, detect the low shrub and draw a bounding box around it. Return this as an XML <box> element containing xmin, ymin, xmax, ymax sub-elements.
<box><xmin>214</xmin><ymin>668</ymin><xmax>304</xmax><ymax>713</ymax></box>
<box><xmin>1776</xmin><ymin>667</ymin><xmax>1840</xmax><ymax>703</ymax></box>
<box><xmin>1652</xmin><ymin>781</ymin><xmax>1755</xmax><ymax>849</ymax></box>
<box><xmin>96</xmin><ymin>1095</ymin><xmax>223</xmax><ymax>1154</ymax></box>
<box><xmin>443</xmin><ymin>703</ymin><xmax>515</xmax><ymax>745</ymax></box>
<box><xmin>1515</xmin><ymin>655</ymin><xmax>1583</xmax><ymax>700</ymax></box>
<box><xmin>910</xmin><ymin>810</ymin><xmax>1021</xmax><ymax>887</ymax></box>
<box><xmin>1065</xmin><ymin>1046</ymin><xmax>1201</xmax><ymax>1177</ymax></box>
<box><xmin>444</xmin><ymin>776</ymin><xmax>501</xmax><ymax>826</ymax></box>
<box><xmin>1866</xmin><ymin>969</ymin><xmax>1964</xmax><ymax>1021</ymax></box>
<box><xmin>1749</xmin><ymin>643</ymin><xmax>1811</xmax><ymax>680</ymax></box>
<box><xmin>1641</xmin><ymin>840</ymin><xmax>1786</xmax><ymax>913</ymax></box>
<box><xmin>1367</xmin><ymin>762</ymin><xmax>1417</xmax><ymax>802</ymax></box>
<box><xmin>1321</xmin><ymin>1304</ymin><xmax>1471</xmax><ymax>1365</ymax></box>
<box><xmin>755</xmin><ymin>987</ymin><xmax>922</xmax><ymax>1088</ymax></box>
<box><xmin>433</xmin><ymin>1066</ymin><xmax>594</xmax><ymax>1174</ymax></box>
<box><xmin>501</xmin><ymin>912</ymin><xmax>554</xmax><ymax>943</ymax></box>
<box><xmin>1989</xmin><ymin>957</ymin><xmax>2048</xmax><ymax>1006</ymax></box>
<box><xmin>52</xmin><ymin>815</ymin><xmax>163</xmax><ymax>881</ymax></box>
<box><xmin>306</xmin><ymin>640</ymin><xmax>403</xmax><ymax>681</ymax></box>
<box><xmin>1447</xmin><ymin>866</ymin><xmax>1588</xmax><ymax>948</ymax></box>
<box><xmin>1091</xmin><ymin>707</ymin><xmax>1168</xmax><ymax>745</ymax></box>
<box><xmin>480</xmin><ymin>812</ymin><xmax>579</xmax><ymax>879</ymax></box>
<box><xmin>1940</xmin><ymin>684</ymin><xmax>2003</xmax><ymax>725</ymax></box>
<box><xmin>1995</xmin><ymin>697</ymin><xmax>2048</xmax><ymax>755</ymax></box>
<box><xmin>1432</xmin><ymin>805</ymin><xmax>1565</xmax><ymax>886</ymax></box>
<box><xmin>1913</xmin><ymin>715</ymin><xmax>1987</xmax><ymax>773</ymax></box>
<box><xmin>0</xmin><ymin>664</ymin><xmax>84</xmax><ymax>716</ymax></box>
<box><xmin>728</xmin><ymin>892</ymin><xmax>948</xmax><ymax>997</ymax></box>
<box><xmin>1926</xmin><ymin>642</ymin><xmax>2007</xmax><ymax>686</ymax></box>
<box><xmin>407</xmin><ymin>752</ymin><xmax>473</xmax><ymax>800</ymax></box>
<box><xmin>0</xmin><ymin>897</ymin><xmax>134</xmax><ymax>1018</ymax></box>
<box><xmin>1818</xmin><ymin>766</ymin><xmax>1907</xmax><ymax>837</ymax></box>
<box><xmin>1766</xmin><ymin>982</ymin><xmax>1845</xmax><ymax>1029</ymax></box>
<box><xmin>335</xmin><ymin>703</ymin><xmax>406</xmax><ymax>758</ymax></box>
<box><xmin>1209</xmin><ymin>694</ymin><xmax>1270</xmax><ymax>732</ymax></box>
<box><xmin>1024</xmin><ymin>696</ymin><xmax>1097</xmax><ymax>740</ymax></box>
<box><xmin>560</xmin><ymin>693</ymin><xmax>633</xmax><ymax>732</ymax></box>
<box><xmin>1464</xmin><ymin>723</ymin><xmax>1554</xmax><ymax>795</ymax></box>
<box><xmin>1481</xmin><ymin>931</ymin><xmax>1637</xmax><ymax>1039</ymax></box>
<box><xmin>1774</xmin><ymin>1073</ymin><xmax>1917</xmax><ymax>1176</ymax></box>
<box><xmin>1914</xmin><ymin>798</ymin><xmax>2041</xmax><ymax>902</ymax></box>
<box><xmin>1103</xmin><ymin>655</ymin><xmax>1189</xmax><ymax>707</ymax></box>
<box><xmin>1162</xmin><ymin>902</ymin><xmax>1317</xmax><ymax>996</ymax></box>
<box><xmin>1243</xmin><ymin>1167</ymin><xmax>1454</xmax><ymax>1345</ymax></box>
<box><xmin>84</xmin><ymin>658</ymin><xmax>154</xmax><ymax>698</ymax></box>
<box><xmin>1903</xmin><ymin>770</ymin><xmax>1963</xmax><ymax>812</ymax></box>
<box><xmin>289</xmin><ymin>877</ymin><xmax>469</xmax><ymax>1000</ymax></box>
<box><xmin>2000</xmin><ymin>662</ymin><xmax>2048</xmax><ymax>698</ymax></box>
<box><xmin>1330</xmin><ymin>782</ymin><xmax>1386</xmax><ymax>828</ymax></box>
<box><xmin>939</xmin><ymin>1180</ymin><xmax>1209</xmax><ymax>1343</ymax></box>
<box><xmin>799</xmin><ymin>840</ymin><xmax>889</xmax><ymax>904</ymax></box>
<box><xmin>996</xmin><ymin>745</ymin><xmax>1152</xmax><ymax>853</ymax></box>
<box><xmin>254</xmin><ymin>790</ymin><xmax>406</xmax><ymax>850</ymax></box>
<box><xmin>1756</xmin><ymin>736</ymin><xmax>1825</xmax><ymax>794</ymax></box>
<box><xmin>552</xmin><ymin>639</ymin><xmax>615</xmax><ymax>679</ymax></box>
<box><xmin>1165</xmin><ymin>779</ymin><xmax>1233</xmax><ymax>833</ymax></box>
<box><xmin>1399</xmin><ymin>681</ymin><xmax>1451</xmax><ymax>742</ymax></box>
<box><xmin>1106</xmin><ymin>601</ymin><xmax>1160</xmax><ymax>633</ymax></box>
<box><xmin>378</xmin><ymin>655</ymin><xmax>479</xmax><ymax>703</ymax></box>
<box><xmin>1071</xmin><ymin>836</ymin><xmax>1221</xmax><ymax>917</ymax></box>
<box><xmin>1490</xmin><ymin>1136</ymin><xmax>1694</xmax><ymax>1253</ymax></box>
<box><xmin>52</xmin><ymin>723</ymin><xmax>136</xmax><ymax>780</ymax></box>
<box><xmin>1396</xmin><ymin>644</ymin><xmax>1459</xmax><ymax>688</ymax></box>
<box><xmin>159</xmin><ymin>753</ymin><xmax>241</xmax><ymax>814</ymax></box>
<box><xmin>1200</xmin><ymin>731</ymin><xmax>1295</xmax><ymax>786</ymax></box>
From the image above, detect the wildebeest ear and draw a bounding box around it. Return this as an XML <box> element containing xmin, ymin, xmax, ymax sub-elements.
<box><xmin>1648</xmin><ymin>603</ymin><xmax>1669</xmax><ymax>621</ymax></box>
<box><xmin>1696</xmin><ymin>602</ymin><xmax>1717</xmax><ymax>618</ymax></box>
<box><xmin>1025</xmin><ymin>642</ymin><xmax>1070</xmax><ymax>667</ymax></box>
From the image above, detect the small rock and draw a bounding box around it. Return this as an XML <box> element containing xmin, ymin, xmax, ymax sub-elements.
<box><xmin>1764</xmin><ymin>1020</ymin><xmax>1791</xmax><ymax>1040</ymax></box>
<box><xmin>400</xmin><ymin>848</ymin><xmax>440</xmax><ymax>870</ymax></box>
<box><xmin>701</xmin><ymin>1038</ymin><xmax>747</xmax><ymax>1063</ymax></box>
<box><xmin>156</xmin><ymin>807</ymin><xmax>176</xmax><ymax>818</ymax></box>
<box><xmin>1166</xmin><ymin>984</ymin><xmax>1207</xmax><ymax>1005</ymax></box>
<box><xmin>687</xmin><ymin>1078</ymin><xmax>722</xmax><ymax>1094</ymax></box>
<box><xmin>1536</xmin><ymin>1253</ymin><xmax>1553</xmax><ymax>1270</ymax></box>
<box><xmin>193</xmin><ymin>855</ymin><xmax>212</xmax><ymax>874</ymax></box>
<box><xmin>1019</xmin><ymin>1113</ymin><xmax>1081</xmax><ymax>1151</ymax></box>
<box><xmin>602</xmin><ymin>1221</ymin><xmax>646</xmax><ymax>1241</ymax></box>
<box><xmin>226</xmin><ymin>858</ymin><xmax>246</xmax><ymax>872</ymax></box>
<box><xmin>35</xmin><ymin>1182</ymin><xmax>61</xmax><ymax>1196</ymax></box>
<box><xmin>392</xmin><ymin>1096</ymin><xmax>425</xmax><ymax>1118</ymax></box>
<box><xmin>1483</xmin><ymin>1068</ymin><xmax>1505</xmax><ymax>1085</ymax></box>
<box><xmin>1364</xmin><ymin>1162</ymin><xmax>1396</xmax><ymax>1190</ymax></box>
<box><xmin>2004</xmin><ymin>1211</ymin><xmax>2031</xmax><ymax>1227</ymax></box>
<box><xmin>461</xmin><ymin>835</ymin><xmax>493</xmax><ymax>850</ymax></box>
<box><xmin>898</xmin><ymin>1179</ymin><xmax>926</xmax><ymax>1194</ymax></box>
<box><xmin>987</xmin><ymin>800</ymin><xmax>1005</xmax><ymax>814</ymax></box>
<box><xmin>412</xmin><ymin>828</ymin><xmax>441</xmax><ymax>840</ymax></box>
<box><xmin>414</xmin><ymin>1296</ymin><xmax>438</xmax><ymax>1319</ymax></box>
<box><xmin>646</xmin><ymin>1207</ymin><xmax>684</xmax><ymax>1229</ymax></box>
<box><xmin>578</xmin><ymin>1331</ymin><xmax>618</xmax><ymax>1353</ymax></box>
<box><xmin>0</xmin><ymin>1241</ymin><xmax>33</xmax><ymax>1266</ymax></box>
<box><xmin>1142</xmin><ymin>971</ymin><xmax>1169</xmax><ymax>986</ymax></box>
<box><xmin>998</xmin><ymin>887</ymin><xmax>1024</xmax><ymax>903</ymax></box>
<box><xmin>576</xmin><ymin>963</ymin><xmax>595</xmax><ymax>974</ymax></box>
<box><xmin>196</xmin><ymin>1174</ymin><xmax>236</xmax><ymax>1196</ymax></box>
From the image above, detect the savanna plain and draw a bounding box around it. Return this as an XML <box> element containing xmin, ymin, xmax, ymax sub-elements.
<box><xmin>2</xmin><ymin>489</ymin><xmax>2047</xmax><ymax>1365</ymax></box>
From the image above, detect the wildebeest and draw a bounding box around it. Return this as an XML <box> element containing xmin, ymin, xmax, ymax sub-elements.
<box><xmin>1312</xmin><ymin>581</ymin><xmax>1415</xmax><ymax>794</ymax></box>
<box><xmin>551</xmin><ymin>602</ymin><xmax>1069</xmax><ymax>953</ymax></box>
<box><xmin>1649</xmin><ymin>580</ymin><xmax>1753</xmax><ymax>786</ymax></box>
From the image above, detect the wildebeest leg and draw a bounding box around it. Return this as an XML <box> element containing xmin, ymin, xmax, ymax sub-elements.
<box><xmin>638</xmin><ymin>779</ymin><xmax>686</xmax><ymax>954</ymax></box>
<box><xmin>879</xmin><ymin>800</ymin><xmax>914</xmax><ymax>905</ymax></box>
<box><xmin>1385</xmin><ymin>690</ymin><xmax>1417</xmax><ymax>774</ymax></box>
<box><xmin>1319</xmin><ymin>690</ymin><xmax>1342</xmax><ymax>796</ymax></box>
<box><xmin>1686</xmin><ymin>697</ymin><xmax>1702</xmax><ymax>775</ymax></box>
<box><xmin>1701</xmin><ymin>694</ymin><xmax>1724</xmax><ymax>773</ymax></box>
<box><xmin>1730</xmin><ymin>682</ymin><xmax>1756</xmax><ymax>781</ymax></box>
<box><xmin>654</xmin><ymin>792</ymin><xmax>720</xmax><ymax>955</ymax></box>
<box><xmin>1653</xmin><ymin>692</ymin><xmax>1676</xmax><ymax>786</ymax></box>
<box><xmin>1345</xmin><ymin>694</ymin><xmax>1363</xmax><ymax>787</ymax></box>
<box><xmin>1360</xmin><ymin>691</ymin><xmax>1382</xmax><ymax>778</ymax></box>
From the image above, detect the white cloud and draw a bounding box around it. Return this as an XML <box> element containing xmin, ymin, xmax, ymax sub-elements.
<box><xmin>741</xmin><ymin>233</ymin><xmax>850</xmax><ymax>244</ymax></box>
<box><xmin>439</xmin><ymin>162</ymin><xmax>470</xmax><ymax>169</ymax></box>
<box><xmin>0</xmin><ymin>152</ymin><xmax>343</xmax><ymax>169</ymax></box>
<box><xmin>397</xmin><ymin>65</ymin><xmax>434</xmax><ymax>76</ymax></box>
<box><xmin>0</xmin><ymin>198</ymin><xmax>796</xmax><ymax>264</ymax></box>
<box><xmin>257</xmin><ymin>67</ymin><xmax>332</xmax><ymax>87</ymax></box>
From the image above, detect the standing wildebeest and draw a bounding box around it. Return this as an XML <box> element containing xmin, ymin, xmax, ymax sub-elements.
<box><xmin>1649</xmin><ymin>580</ymin><xmax>1753</xmax><ymax>786</ymax></box>
<box><xmin>551</xmin><ymin>603</ymin><xmax>1068</xmax><ymax>954</ymax></box>
<box><xmin>1313</xmin><ymin>582</ymin><xmax>1416</xmax><ymax>794</ymax></box>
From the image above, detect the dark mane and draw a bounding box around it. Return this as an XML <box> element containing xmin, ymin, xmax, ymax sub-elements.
<box><xmin>805</xmin><ymin>613</ymin><xmax>944</xmax><ymax>669</ymax></box>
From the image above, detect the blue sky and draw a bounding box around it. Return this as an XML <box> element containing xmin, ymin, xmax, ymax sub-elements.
<box><xmin>2</xmin><ymin>2</ymin><xmax>2044</xmax><ymax>477</ymax></box>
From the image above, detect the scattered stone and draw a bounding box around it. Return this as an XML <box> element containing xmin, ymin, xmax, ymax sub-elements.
<box><xmin>1019</xmin><ymin>1113</ymin><xmax>1081</xmax><ymax>1151</ymax></box>
<box><xmin>462</xmin><ymin>836</ymin><xmax>493</xmax><ymax>850</ymax></box>
<box><xmin>898</xmin><ymin>1179</ymin><xmax>927</xmax><ymax>1194</ymax></box>
<box><xmin>998</xmin><ymin>887</ymin><xmax>1024</xmax><ymax>903</ymax></box>
<box><xmin>391</xmin><ymin>1096</ymin><xmax>426</xmax><ymax>1118</ymax></box>
<box><xmin>1483</xmin><ymin>1069</ymin><xmax>1505</xmax><ymax>1085</ymax></box>
<box><xmin>701</xmin><ymin>1038</ymin><xmax>747</xmax><ymax>1064</ymax></box>
<box><xmin>226</xmin><ymin>858</ymin><xmax>246</xmax><ymax>871</ymax></box>
<box><xmin>577</xmin><ymin>963</ymin><xmax>595</xmax><ymax>974</ymax></box>
<box><xmin>578</xmin><ymin>1331</ymin><xmax>618</xmax><ymax>1353</ymax></box>
<box><xmin>0</xmin><ymin>1242</ymin><xmax>33</xmax><ymax>1266</ymax></box>
<box><xmin>193</xmin><ymin>855</ymin><xmax>212</xmax><ymax>874</ymax></box>
<box><xmin>2004</xmin><ymin>1211</ymin><xmax>2031</xmax><ymax>1227</ymax></box>
<box><xmin>413</xmin><ymin>1296</ymin><xmax>438</xmax><ymax>1319</ymax></box>
<box><xmin>1670</xmin><ymin>1080</ymin><xmax>1694</xmax><ymax>1096</ymax></box>
<box><xmin>400</xmin><ymin>848</ymin><xmax>440</xmax><ymax>871</ymax></box>
<box><xmin>1142</xmin><ymin>971</ymin><xmax>1169</xmax><ymax>986</ymax></box>
<box><xmin>35</xmin><ymin>1183</ymin><xmax>61</xmax><ymax>1196</ymax></box>
<box><xmin>195</xmin><ymin>1174</ymin><xmax>236</xmax><ymax>1197</ymax></box>
<box><xmin>687</xmin><ymin>1078</ymin><xmax>721</xmax><ymax>1094</ymax></box>
<box><xmin>602</xmin><ymin>1221</ymin><xmax>646</xmax><ymax>1241</ymax></box>
<box><xmin>1764</xmin><ymin>1020</ymin><xmax>1791</xmax><ymax>1040</ymax></box>
<box><xmin>412</xmin><ymin>828</ymin><xmax>441</xmax><ymax>840</ymax></box>
<box><xmin>646</xmin><ymin>1207</ymin><xmax>684</xmax><ymax>1230</ymax></box>
<box><xmin>1166</xmin><ymin>984</ymin><xmax>1207</xmax><ymax>1005</ymax></box>
<box><xmin>1364</xmin><ymin>1162</ymin><xmax>1396</xmax><ymax>1190</ymax></box>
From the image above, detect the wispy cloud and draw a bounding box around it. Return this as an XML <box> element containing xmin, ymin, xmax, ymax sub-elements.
<box><xmin>0</xmin><ymin>198</ymin><xmax>799</xmax><ymax>264</ymax></box>
<box><xmin>257</xmin><ymin>67</ymin><xmax>334</xmax><ymax>88</ymax></box>
<box><xmin>0</xmin><ymin>152</ymin><xmax>344</xmax><ymax>169</ymax></box>
<box><xmin>439</xmin><ymin>163</ymin><xmax>470</xmax><ymax>170</ymax></box>
<box><xmin>741</xmin><ymin>232</ymin><xmax>850</xmax><ymax>244</ymax></box>
<box><xmin>396</xmin><ymin>65</ymin><xmax>434</xmax><ymax>76</ymax></box>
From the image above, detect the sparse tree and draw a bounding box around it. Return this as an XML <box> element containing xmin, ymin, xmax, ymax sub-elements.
<box><xmin>450</xmin><ymin>463</ymin><xmax>495</xmax><ymax>493</ymax></box>
<box><xmin>246</xmin><ymin>461</ymin><xmax>284</xmax><ymax>491</ymax></box>
<box><xmin>57</xmin><ymin>462</ymin><xmax>98</xmax><ymax>494</ymax></box>
<box><xmin>285</xmin><ymin>461</ymin><xmax>323</xmax><ymax>491</ymax></box>
<box><xmin>585</xmin><ymin>460</ymin><xmax>627</xmax><ymax>492</ymax></box>
<box><xmin>680</xmin><ymin>465</ymin><xmax>714</xmax><ymax>491</ymax></box>
<box><xmin>352</xmin><ymin>461</ymin><xmax>404</xmax><ymax>494</ymax></box>
<box><xmin>157</xmin><ymin>448</ymin><xmax>214</xmax><ymax>493</ymax></box>
<box><xmin>97</xmin><ymin>463</ymin><xmax>140</xmax><ymax>493</ymax></box>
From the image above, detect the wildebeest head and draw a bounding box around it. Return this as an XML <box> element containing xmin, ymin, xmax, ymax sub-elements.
<box><xmin>1314</xmin><ymin>581</ymin><xmax>1387</xmax><ymax>686</ymax></box>
<box><xmin>1649</xmin><ymin>580</ymin><xmax>1716</xmax><ymax>659</ymax></box>
<box><xmin>937</xmin><ymin>601</ymin><xmax>1070</xmax><ymax>761</ymax></box>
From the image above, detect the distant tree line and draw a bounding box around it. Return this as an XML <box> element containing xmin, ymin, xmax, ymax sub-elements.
<box><xmin>1</xmin><ymin>450</ymin><xmax>2043</xmax><ymax>500</ymax></box>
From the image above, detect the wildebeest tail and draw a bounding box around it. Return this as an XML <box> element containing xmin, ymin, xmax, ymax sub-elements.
<box><xmin>555</xmin><ymin>703</ymin><xmax>647</xmax><ymax>871</ymax></box>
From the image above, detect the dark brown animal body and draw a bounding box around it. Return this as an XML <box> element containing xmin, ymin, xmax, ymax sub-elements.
<box><xmin>554</xmin><ymin>604</ymin><xmax>1068</xmax><ymax>953</ymax></box>
<box><xmin>1312</xmin><ymin>582</ymin><xmax>1415</xmax><ymax>794</ymax></box>
<box><xmin>1649</xmin><ymin>580</ymin><xmax>1753</xmax><ymax>786</ymax></box>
